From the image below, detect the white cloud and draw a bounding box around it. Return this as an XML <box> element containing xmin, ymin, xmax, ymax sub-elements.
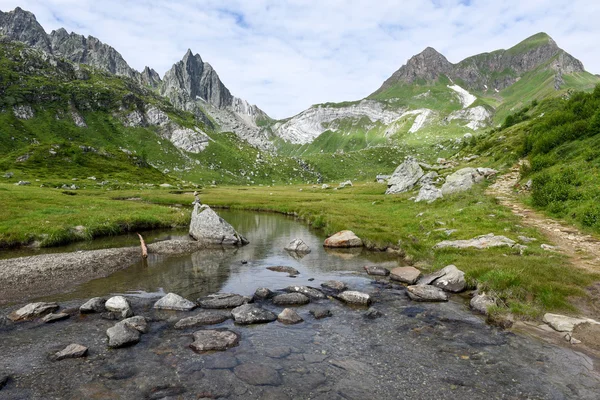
<box><xmin>1</xmin><ymin>0</ymin><xmax>599</xmax><ymax>119</ymax></box>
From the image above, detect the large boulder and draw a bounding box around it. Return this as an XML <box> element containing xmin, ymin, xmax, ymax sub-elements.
<box><xmin>153</xmin><ymin>293</ymin><xmax>196</xmax><ymax>311</ymax></box>
<box><xmin>415</xmin><ymin>184</ymin><xmax>443</xmax><ymax>204</ymax></box>
<box><xmin>189</xmin><ymin>329</ymin><xmax>240</xmax><ymax>352</ymax></box>
<box><xmin>106</xmin><ymin>322</ymin><xmax>141</xmax><ymax>348</ymax></box>
<box><xmin>418</xmin><ymin>265</ymin><xmax>467</xmax><ymax>293</ymax></box>
<box><xmin>8</xmin><ymin>302</ymin><xmax>59</xmax><ymax>321</ymax></box>
<box><xmin>231</xmin><ymin>304</ymin><xmax>277</xmax><ymax>325</ymax></box>
<box><xmin>434</xmin><ymin>234</ymin><xmax>516</xmax><ymax>250</ymax></box>
<box><xmin>441</xmin><ymin>167</ymin><xmax>496</xmax><ymax>195</ymax></box>
<box><xmin>324</xmin><ymin>230</ymin><xmax>363</xmax><ymax>248</ymax></box>
<box><xmin>406</xmin><ymin>285</ymin><xmax>449</xmax><ymax>302</ymax></box>
<box><xmin>105</xmin><ymin>296</ymin><xmax>133</xmax><ymax>318</ymax></box>
<box><xmin>189</xmin><ymin>204</ymin><xmax>248</xmax><ymax>246</ymax></box>
<box><xmin>385</xmin><ymin>157</ymin><xmax>424</xmax><ymax>194</ymax></box>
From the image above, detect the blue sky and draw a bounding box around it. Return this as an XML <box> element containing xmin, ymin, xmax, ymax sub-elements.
<box><xmin>1</xmin><ymin>0</ymin><xmax>598</xmax><ymax>119</ymax></box>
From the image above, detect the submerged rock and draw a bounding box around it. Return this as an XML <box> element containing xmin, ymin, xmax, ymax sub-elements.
<box><xmin>80</xmin><ymin>297</ymin><xmax>106</xmax><ymax>314</ymax></box>
<box><xmin>199</xmin><ymin>293</ymin><xmax>248</xmax><ymax>309</ymax></box>
<box><xmin>234</xmin><ymin>363</ymin><xmax>282</xmax><ymax>386</ymax></box>
<box><xmin>272</xmin><ymin>293</ymin><xmax>310</xmax><ymax>306</ymax></box>
<box><xmin>418</xmin><ymin>265</ymin><xmax>466</xmax><ymax>293</ymax></box>
<box><xmin>189</xmin><ymin>329</ymin><xmax>240</xmax><ymax>352</ymax></box>
<box><xmin>41</xmin><ymin>312</ymin><xmax>70</xmax><ymax>323</ymax></box>
<box><xmin>363</xmin><ymin>266</ymin><xmax>390</xmax><ymax>276</ymax></box>
<box><xmin>441</xmin><ymin>167</ymin><xmax>484</xmax><ymax>195</ymax></box>
<box><xmin>278</xmin><ymin>308</ymin><xmax>304</xmax><ymax>324</ymax></box>
<box><xmin>8</xmin><ymin>302</ymin><xmax>59</xmax><ymax>322</ymax></box>
<box><xmin>323</xmin><ymin>230</ymin><xmax>363</xmax><ymax>248</ymax></box>
<box><xmin>433</xmin><ymin>234</ymin><xmax>516</xmax><ymax>250</ymax></box>
<box><xmin>385</xmin><ymin>157</ymin><xmax>424</xmax><ymax>194</ymax></box>
<box><xmin>266</xmin><ymin>266</ymin><xmax>300</xmax><ymax>276</ymax></box>
<box><xmin>389</xmin><ymin>267</ymin><xmax>422</xmax><ymax>285</ymax></box>
<box><xmin>284</xmin><ymin>286</ymin><xmax>326</xmax><ymax>300</ymax></box>
<box><xmin>153</xmin><ymin>293</ymin><xmax>197</xmax><ymax>311</ymax></box>
<box><xmin>189</xmin><ymin>204</ymin><xmax>248</xmax><ymax>245</ymax></box>
<box><xmin>470</xmin><ymin>293</ymin><xmax>497</xmax><ymax>315</ymax></box>
<box><xmin>406</xmin><ymin>285</ymin><xmax>449</xmax><ymax>302</ymax></box>
<box><xmin>364</xmin><ymin>307</ymin><xmax>383</xmax><ymax>319</ymax></box>
<box><xmin>335</xmin><ymin>291</ymin><xmax>371</xmax><ymax>306</ymax></box>
<box><xmin>174</xmin><ymin>311</ymin><xmax>229</xmax><ymax>329</ymax></box>
<box><xmin>54</xmin><ymin>344</ymin><xmax>88</xmax><ymax>361</ymax></box>
<box><xmin>284</xmin><ymin>239</ymin><xmax>311</xmax><ymax>254</ymax></box>
<box><xmin>310</xmin><ymin>308</ymin><xmax>332</xmax><ymax>319</ymax></box>
<box><xmin>231</xmin><ymin>304</ymin><xmax>277</xmax><ymax>325</ymax></box>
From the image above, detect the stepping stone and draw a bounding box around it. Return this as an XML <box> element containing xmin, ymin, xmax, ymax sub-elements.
<box><xmin>54</xmin><ymin>344</ymin><xmax>88</xmax><ymax>361</ymax></box>
<box><xmin>335</xmin><ymin>291</ymin><xmax>371</xmax><ymax>306</ymax></box>
<box><xmin>198</xmin><ymin>293</ymin><xmax>247</xmax><ymax>309</ymax></box>
<box><xmin>153</xmin><ymin>293</ymin><xmax>196</xmax><ymax>311</ymax></box>
<box><xmin>231</xmin><ymin>304</ymin><xmax>277</xmax><ymax>325</ymax></box>
<box><xmin>174</xmin><ymin>311</ymin><xmax>229</xmax><ymax>329</ymax></box>
<box><xmin>272</xmin><ymin>293</ymin><xmax>310</xmax><ymax>306</ymax></box>
<box><xmin>390</xmin><ymin>267</ymin><xmax>421</xmax><ymax>284</ymax></box>
<box><xmin>406</xmin><ymin>285</ymin><xmax>448</xmax><ymax>302</ymax></box>
<box><xmin>189</xmin><ymin>329</ymin><xmax>240</xmax><ymax>352</ymax></box>
<box><xmin>277</xmin><ymin>308</ymin><xmax>303</xmax><ymax>325</ymax></box>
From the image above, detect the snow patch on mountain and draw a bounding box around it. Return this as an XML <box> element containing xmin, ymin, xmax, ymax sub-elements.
<box><xmin>447</xmin><ymin>84</ymin><xmax>476</xmax><ymax>108</ymax></box>
<box><xmin>408</xmin><ymin>109</ymin><xmax>432</xmax><ymax>133</ymax></box>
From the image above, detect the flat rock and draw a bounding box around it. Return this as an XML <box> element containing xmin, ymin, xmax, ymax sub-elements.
<box><xmin>122</xmin><ymin>316</ymin><xmax>149</xmax><ymax>333</ymax></box>
<box><xmin>8</xmin><ymin>302</ymin><xmax>59</xmax><ymax>321</ymax></box>
<box><xmin>189</xmin><ymin>329</ymin><xmax>240</xmax><ymax>352</ymax></box>
<box><xmin>323</xmin><ymin>230</ymin><xmax>363</xmax><ymax>248</ymax></box>
<box><xmin>266</xmin><ymin>266</ymin><xmax>300</xmax><ymax>276</ymax></box>
<box><xmin>54</xmin><ymin>344</ymin><xmax>88</xmax><ymax>361</ymax></box>
<box><xmin>105</xmin><ymin>296</ymin><xmax>133</xmax><ymax>318</ymax></box>
<box><xmin>41</xmin><ymin>312</ymin><xmax>70</xmax><ymax>323</ymax></box>
<box><xmin>277</xmin><ymin>308</ymin><xmax>303</xmax><ymax>324</ymax></box>
<box><xmin>272</xmin><ymin>293</ymin><xmax>310</xmax><ymax>306</ymax></box>
<box><xmin>386</xmin><ymin>157</ymin><xmax>424</xmax><ymax>194</ymax></box>
<box><xmin>470</xmin><ymin>293</ymin><xmax>496</xmax><ymax>315</ymax></box>
<box><xmin>198</xmin><ymin>293</ymin><xmax>248</xmax><ymax>309</ymax></box>
<box><xmin>284</xmin><ymin>285</ymin><xmax>326</xmax><ymax>300</ymax></box>
<box><xmin>542</xmin><ymin>313</ymin><xmax>600</xmax><ymax>332</ymax></box>
<box><xmin>363</xmin><ymin>266</ymin><xmax>390</xmax><ymax>276</ymax></box>
<box><xmin>320</xmin><ymin>280</ymin><xmax>347</xmax><ymax>292</ymax></box>
<box><xmin>433</xmin><ymin>233</ymin><xmax>515</xmax><ymax>250</ymax></box>
<box><xmin>418</xmin><ymin>265</ymin><xmax>466</xmax><ymax>293</ymax></box>
<box><xmin>153</xmin><ymin>293</ymin><xmax>197</xmax><ymax>311</ymax></box>
<box><xmin>234</xmin><ymin>363</ymin><xmax>281</xmax><ymax>386</ymax></box>
<box><xmin>231</xmin><ymin>304</ymin><xmax>277</xmax><ymax>325</ymax></box>
<box><xmin>175</xmin><ymin>311</ymin><xmax>229</xmax><ymax>329</ymax></box>
<box><xmin>406</xmin><ymin>285</ymin><xmax>449</xmax><ymax>302</ymax></box>
<box><xmin>284</xmin><ymin>239</ymin><xmax>311</xmax><ymax>254</ymax></box>
<box><xmin>80</xmin><ymin>297</ymin><xmax>106</xmax><ymax>313</ymax></box>
<box><xmin>189</xmin><ymin>204</ymin><xmax>248</xmax><ymax>245</ymax></box>
<box><xmin>254</xmin><ymin>287</ymin><xmax>274</xmax><ymax>300</ymax></box>
<box><xmin>390</xmin><ymin>267</ymin><xmax>422</xmax><ymax>284</ymax></box>
<box><xmin>107</xmin><ymin>322</ymin><xmax>141</xmax><ymax>348</ymax></box>
<box><xmin>335</xmin><ymin>290</ymin><xmax>371</xmax><ymax>306</ymax></box>
<box><xmin>310</xmin><ymin>308</ymin><xmax>332</xmax><ymax>319</ymax></box>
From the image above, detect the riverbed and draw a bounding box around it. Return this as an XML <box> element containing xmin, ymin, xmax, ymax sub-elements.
<box><xmin>0</xmin><ymin>210</ymin><xmax>598</xmax><ymax>399</ymax></box>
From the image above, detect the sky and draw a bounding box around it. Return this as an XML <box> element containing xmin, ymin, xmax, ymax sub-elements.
<box><xmin>1</xmin><ymin>0</ymin><xmax>599</xmax><ymax>119</ymax></box>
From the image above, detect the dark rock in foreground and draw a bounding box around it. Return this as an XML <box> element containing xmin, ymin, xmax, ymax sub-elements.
<box><xmin>310</xmin><ymin>308</ymin><xmax>332</xmax><ymax>319</ymax></box>
<box><xmin>254</xmin><ymin>287</ymin><xmax>274</xmax><ymax>300</ymax></box>
<box><xmin>54</xmin><ymin>343</ymin><xmax>88</xmax><ymax>361</ymax></box>
<box><xmin>79</xmin><ymin>297</ymin><xmax>106</xmax><ymax>313</ymax></box>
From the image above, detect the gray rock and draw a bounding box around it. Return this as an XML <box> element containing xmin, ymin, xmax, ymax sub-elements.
<box><xmin>542</xmin><ymin>313</ymin><xmax>600</xmax><ymax>332</ymax></box>
<box><xmin>41</xmin><ymin>312</ymin><xmax>69</xmax><ymax>323</ymax></box>
<box><xmin>418</xmin><ymin>265</ymin><xmax>467</xmax><ymax>293</ymax></box>
<box><xmin>389</xmin><ymin>267</ymin><xmax>422</xmax><ymax>284</ymax></box>
<box><xmin>189</xmin><ymin>329</ymin><xmax>240</xmax><ymax>352</ymax></box>
<box><xmin>470</xmin><ymin>293</ymin><xmax>497</xmax><ymax>315</ymax></box>
<box><xmin>385</xmin><ymin>157</ymin><xmax>424</xmax><ymax>194</ymax></box>
<box><xmin>254</xmin><ymin>287</ymin><xmax>274</xmax><ymax>300</ymax></box>
<box><xmin>189</xmin><ymin>204</ymin><xmax>248</xmax><ymax>245</ymax></box>
<box><xmin>105</xmin><ymin>296</ymin><xmax>133</xmax><ymax>318</ymax></box>
<box><xmin>310</xmin><ymin>308</ymin><xmax>332</xmax><ymax>319</ymax></box>
<box><xmin>153</xmin><ymin>293</ymin><xmax>197</xmax><ymax>311</ymax></box>
<box><xmin>418</xmin><ymin>171</ymin><xmax>439</xmax><ymax>186</ymax></box>
<box><xmin>234</xmin><ymin>363</ymin><xmax>281</xmax><ymax>386</ymax></box>
<box><xmin>320</xmin><ymin>280</ymin><xmax>347</xmax><ymax>292</ymax></box>
<box><xmin>339</xmin><ymin>180</ymin><xmax>353</xmax><ymax>188</ymax></box>
<box><xmin>106</xmin><ymin>322</ymin><xmax>141</xmax><ymax>348</ymax></box>
<box><xmin>272</xmin><ymin>293</ymin><xmax>310</xmax><ymax>306</ymax></box>
<box><xmin>324</xmin><ymin>230</ymin><xmax>363</xmax><ymax>248</ymax></box>
<box><xmin>203</xmin><ymin>353</ymin><xmax>239</xmax><ymax>369</ymax></box>
<box><xmin>363</xmin><ymin>266</ymin><xmax>390</xmax><ymax>276</ymax></box>
<box><xmin>16</xmin><ymin>180</ymin><xmax>30</xmax><ymax>185</ymax></box>
<box><xmin>264</xmin><ymin>346</ymin><xmax>292</xmax><ymax>358</ymax></box>
<box><xmin>8</xmin><ymin>302</ymin><xmax>59</xmax><ymax>321</ymax></box>
<box><xmin>335</xmin><ymin>291</ymin><xmax>371</xmax><ymax>306</ymax></box>
<box><xmin>198</xmin><ymin>293</ymin><xmax>248</xmax><ymax>309</ymax></box>
<box><xmin>277</xmin><ymin>308</ymin><xmax>304</xmax><ymax>324</ymax></box>
<box><xmin>415</xmin><ymin>184</ymin><xmax>443</xmax><ymax>203</ymax></box>
<box><xmin>54</xmin><ymin>343</ymin><xmax>88</xmax><ymax>361</ymax></box>
<box><xmin>433</xmin><ymin>233</ymin><xmax>516</xmax><ymax>250</ymax></box>
<box><xmin>364</xmin><ymin>307</ymin><xmax>383</xmax><ymax>319</ymax></box>
<box><xmin>80</xmin><ymin>297</ymin><xmax>105</xmax><ymax>313</ymax></box>
<box><xmin>476</xmin><ymin>167</ymin><xmax>498</xmax><ymax>178</ymax></box>
<box><xmin>284</xmin><ymin>238</ymin><xmax>311</xmax><ymax>254</ymax></box>
<box><xmin>518</xmin><ymin>235</ymin><xmax>537</xmax><ymax>244</ymax></box>
<box><xmin>406</xmin><ymin>285</ymin><xmax>449</xmax><ymax>302</ymax></box>
<box><xmin>284</xmin><ymin>285</ymin><xmax>326</xmax><ymax>300</ymax></box>
<box><xmin>175</xmin><ymin>311</ymin><xmax>229</xmax><ymax>329</ymax></box>
<box><xmin>231</xmin><ymin>304</ymin><xmax>277</xmax><ymax>325</ymax></box>
<box><xmin>122</xmin><ymin>316</ymin><xmax>149</xmax><ymax>333</ymax></box>
<box><xmin>266</xmin><ymin>266</ymin><xmax>300</xmax><ymax>276</ymax></box>
<box><xmin>541</xmin><ymin>243</ymin><xmax>559</xmax><ymax>251</ymax></box>
<box><xmin>441</xmin><ymin>167</ymin><xmax>488</xmax><ymax>195</ymax></box>
<box><xmin>13</xmin><ymin>104</ymin><xmax>34</xmax><ymax>119</ymax></box>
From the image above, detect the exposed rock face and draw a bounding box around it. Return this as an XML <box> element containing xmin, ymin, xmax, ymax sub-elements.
<box><xmin>174</xmin><ymin>311</ymin><xmax>229</xmax><ymax>329</ymax></box>
<box><xmin>13</xmin><ymin>105</ymin><xmax>34</xmax><ymax>119</ymax></box>
<box><xmin>198</xmin><ymin>293</ymin><xmax>248</xmax><ymax>309</ymax></box>
<box><xmin>8</xmin><ymin>302</ymin><xmax>59</xmax><ymax>321</ymax></box>
<box><xmin>285</xmin><ymin>286</ymin><xmax>326</xmax><ymax>300</ymax></box>
<box><xmin>277</xmin><ymin>308</ymin><xmax>303</xmax><ymax>324</ymax></box>
<box><xmin>418</xmin><ymin>265</ymin><xmax>467</xmax><ymax>293</ymax></box>
<box><xmin>80</xmin><ymin>297</ymin><xmax>106</xmax><ymax>313</ymax></box>
<box><xmin>54</xmin><ymin>344</ymin><xmax>88</xmax><ymax>361</ymax></box>
<box><xmin>189</xmin><ymin>204</ymin><xmax>248</xmax><ymax>245</ymax></box>
<box><xmin>0</xmin><ymin>7</ymin><xmax>52</xmax><ymax>52</ymax></box>
<box><xmin>153</xmin><ymin>293</ymin><xmax>197</xmax><ymax>311</ymax></box>
<box><xmin>406</xmin><ymin>285</ymin><xmax>449</xmax><ymax>302</ymax></box>
<box><xmin>434</xmin><ymin>234</ymin><xmax>516</xmax><ymax>250</ymax></box>
<box><xmin>324</xmin><ymin>230</ymin><xmax>363</xmax><ymax>248</ymax></box>
<box><xmin>140</xmin><ymin>66</ymin><xmax>161</xmax><ymax>88</ymax></box>
<box><xmin>415</xmin><ymin>184</ymin><xmax>443</xmax><ymax>203</ymax></box>
<box><xmin>386</xmin><ymin>158</ymin><xmax>424</xmax><ymax>194</ymax></box>
<box><xmin>272</xmin><ymin>293</ymin><xmax>310</xmax><ymax>306</ymax></box>
<box><xmin>470</xmin><ymin>293</ymin><xmax>497</xmax><ymax>315</ymax></box>
<box><xmin>189</xmin><ymin>329</ymin><xmax>240</xmax><ymax>352</ymax></box>
<box><xmin>335</xmin><ymin>291</ymin><xmax>371</xmax><ymax>306</ymax></box>
<box><xmin>284</xmin><ymin>239</ymin><xmax>311</xmax><ymax>254</ymax></box>
<box><xmin>231</xmin><ymin>304</ymin><xmax>277</xmax><ymax>325</ymax></box>
<box><xmin>389</xmin><ymin>267</ymin><xmax>422</xmax><ymax>285</ymax></box>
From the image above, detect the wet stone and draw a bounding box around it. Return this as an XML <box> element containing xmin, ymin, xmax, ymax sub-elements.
<box><xmin>254</xmin><ymin>287</ymin><xmax>274</xmax><ymax>300</ymax></box>
<box><xmin>41</xmin><ymin>312</ymin><xmax>70</xmax><ymax>323</ymax></box>
<box><xmin>364</xmin><ymin>307</ymin><xmax>383</xmax><ymax>319</ymax></box>
<box><xmin>203</xmin><ymin>353</ymin><xmax>239</xmax><ymax>369</ymax></box>
<box><xmin>310</xmin><ymin>308</ymin><xmax>332</xmax><ymax>319</ymax></box>
<box><xmin>190</xmin><ymin>329</ymin><xmax>240</xmax><ymax>352</ymax></box>
<box><xmin>267</xmin><ymin>266</ymin><xmax>300</xmax><ymax>276</ymax></box>
<box><xmin>231</xmin><ymin>304</ymin><xmax>277</xmax><ymax>325</ymax></box>
<box><xmin>107</xmin><ymin>322</ymin><xmax>141</xmax><ymax>348</ymax></box>
<box><xmin>153</xmin><ymin>293</ymin><xmax>196</xmax><ymax>311</ymax></box>
<box><xmin>79</xmin><ymin>297</ymin><xmax>106</xmax><ymax>313</ymax></box>
<box><xmin>8</xmin><ymin>302</ymin><xmax>59</xmax><ymax>321</ymax></box>
<box><xmin>234</xmin><ymin>363</ymin><xmax>282</xmax><ymax>386</ymax></box>
<box><xmin>54</xmin><ymin>343</ymin><xmax>88</xmax><ymax>361</ymax></box>
<box><xmin>122</xmin><ymin>316</ymin><xmax>149</xmax><ymax>333</ymax></box>
<box><xmin>265</xmin><ymin>346</ymin><xmax>292</xmax><ymax>359</ymax></box>
<box><xmin>335</xmin><ymin>290</ymin><xmax>371</xmax><ymax>306</ymax></box>
<box><xmin>105</xmin><ymin>296</ymin><xmax>133</xmax><ymax>318</ymax></box>
<box><xmin>406</xmin><ymin>285</ymin><xmax>449</xmax><ymax>302</ymax></box>
<box><xmin>363</xmin><ymin>266</ymin><xmax>390</xmax><ymax>276</ymax></box>
<box><xmin>198</xmin><ymin>293</ymin><xmax>247</xmax><ymax>309</ymax></box>
<box><xmin>277</xmin><ymin>308</ymin><xmax>304</xmax><ymax>325</ymax></box>
<box><xmin>284</xmin><ymin>285</ymin><xmax>326</xmax><ymax>300</ymax></box>
<box><xmin>320</xmin><ymin>280</ymin><xmax>347</xmax><ymax>292</ymax></box>
<box><xmin>174</xmin><ymin>311</ymin><xmax>229</xmax><ymax>329</ymax></box>
<box><xmin>390</xmin><ymin>267</ymin><xmax>422</xmax><ymax>284</ymax></box>
<box><xmin>272</xmin><ymin>293</ymin><xmax>310</xmax><ymax>306</ymax></box>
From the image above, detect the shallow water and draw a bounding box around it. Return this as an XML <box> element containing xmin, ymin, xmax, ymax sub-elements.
<box><xmin>0</xmin><ymin>210</ymin><xmax>599</xmax><ymax>399</ymax></box>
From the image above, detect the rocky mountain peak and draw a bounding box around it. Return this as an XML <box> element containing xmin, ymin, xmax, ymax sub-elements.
<box><xmin>0</xmin><ymin>7</ymin><xmax>51</xmax><ymax>52</ymax></box>
<box><xmin>140</xmin><ymin>66</ymin><xmax>161</xmax><ymax>88</ymax></box>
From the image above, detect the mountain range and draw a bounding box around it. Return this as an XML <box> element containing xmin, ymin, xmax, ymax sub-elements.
<box><xmin>0</xmin><ymin>6</ymin><xmax>598</xmax><ymax>184</ymax></box>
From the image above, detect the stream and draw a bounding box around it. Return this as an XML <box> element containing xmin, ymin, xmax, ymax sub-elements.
<box><xmin>0</xmin><ymin>210</ymin><xmax>598</xmax><ymax>399</ymax></box>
